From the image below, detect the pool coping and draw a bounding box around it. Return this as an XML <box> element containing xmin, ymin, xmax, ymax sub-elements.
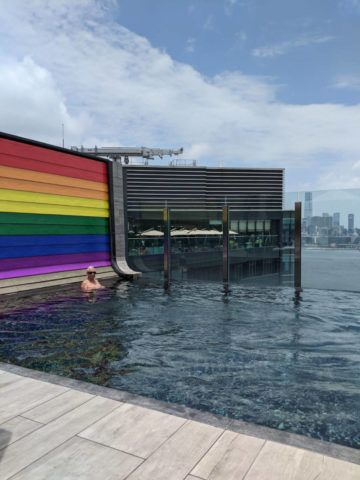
<box><xmin>0</xmin><ymin>361</ymin><xmax>359</xmax><ymax>466</ymax></box>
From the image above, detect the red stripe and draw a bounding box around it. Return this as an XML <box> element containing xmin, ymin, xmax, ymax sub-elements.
<box><xmin>0</xmin><ymin>138</ymin><xmax>107</xmax><ymax>183</ymax></box>
<box><xmin>0</xmin><ymin>153</ymin><xmax>107</xmax><ymax>183</ymax></box>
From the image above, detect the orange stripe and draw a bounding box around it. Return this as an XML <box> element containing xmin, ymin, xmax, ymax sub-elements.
<box><xmin>0</xmin><ymin>165</ymin><xmax>108</xmax><ymax>193</ymax></box>
<box><xmin>0</xmin><ymin>177</ymin><xmax>108</xmax><ymax>200</ymax></box>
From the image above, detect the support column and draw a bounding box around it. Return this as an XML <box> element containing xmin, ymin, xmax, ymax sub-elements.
<box><xmin>163</xmin><ymin>207</ymin><xmax>170</xmax><ymax>283</ymax></box>
<box><xmin>222</xmin><ymin>205</ymin><xmax>229</xmax><ymax>283</ymax></box>
<box><xmin>294</xmin><ymin>201</ymin><xmax>302</xmax><ymax>292</ymax></box>
<box><xmin>108</xmin><ymin>161</ymin><xmax>140</xmax><ymax>277</ymax></box>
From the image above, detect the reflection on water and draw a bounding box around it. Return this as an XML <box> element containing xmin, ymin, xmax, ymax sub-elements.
<box><xmin>0</xmin><ymin>278</ymin><xmax>359</xmax><ymax>450</ymax></box>
<box><xmin>303</xmin><ymin>248</ymin><xmax>360</xmax><ymax>292</ymax></box>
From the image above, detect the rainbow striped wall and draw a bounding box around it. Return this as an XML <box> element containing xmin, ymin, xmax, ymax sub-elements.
<box><xmin>0</xmin><ymin>135</ymin><xmax>111</xmax><ymax>280</ymax></box>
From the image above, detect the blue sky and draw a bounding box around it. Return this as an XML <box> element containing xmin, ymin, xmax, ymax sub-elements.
<box><xmin>0</xmin><ymin>0</ymin><xmax>360</xmax><ymax>194</ymax></box>
<box><xmin>117</xmin><ymin>0</ymin><xmax>360</xmax><ymax>104</ymax></box>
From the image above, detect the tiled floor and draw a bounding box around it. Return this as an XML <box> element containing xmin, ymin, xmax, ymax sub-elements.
<box><xmin>0</xmin><ymin>368</ymin><xmax>359</xmax><ymax>479</ymax></box>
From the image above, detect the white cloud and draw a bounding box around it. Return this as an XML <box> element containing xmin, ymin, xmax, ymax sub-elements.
<box><xmin>339</xmin><ymin>0</ymin><xmax>360</xmax><ymax>13</ymax></box>
<box><xmin>186</xmin><ymin>37</ymin><xmax>196</xmax><ymax>53</ymax></box>
<box><xmin>0</xmin><ymin>57</ymin><xmax>91</xmax><ymax>146</ymax></box>
<box><xmin>203</xmin><ymin>14</ymin><xmax>215</xmax><ymax>31</ymax></box>
<box><xmin>253</xmin><ymin>35</ymin><xmax>335</xmax><ymax>58</ymax></box>
<box><xmin>224</xmin><ymin>0</ymin><xmax>244</xmax><ymax>16</ymax></box>
<box><xmin>0</xmin><ymin>0</ymin><xmax>359</xmax><ymax>192</ymax></box>
<box><xmin>236</xmin><ymin>31</ymin><xmax>247</xmax><ymax>41</ymax></box>
<box><xmin>332</xmin><ymin>75</ymin><xmax>360</xmax><ymax>90</ymax></box>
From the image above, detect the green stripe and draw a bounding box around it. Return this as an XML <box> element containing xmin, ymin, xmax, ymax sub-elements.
<box><xmin>0</xmin><ymin>225</ymin><xmax>109</xmax><ymax>235</ymax></box>
<box><xmin>0</xmin><ymin>212</ymin><xmax>109</xmax><ymax>226</ymax></box>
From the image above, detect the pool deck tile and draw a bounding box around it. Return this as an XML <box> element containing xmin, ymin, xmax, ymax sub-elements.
<box><xmin>191</xmin><ymin>431</ymin><xmax>265</xmax><ymax>480</ymax></box>
<box><xmin>244</xmin><ymin>441</ymin><xmax>360</xmax><ymax>480</ymax></box>
<box><xmin>0</xmin><ymin>377</ymin><xmax>67</xmax><ymax>424</ymax></box>
<box><xmin>79</xmin><ymin>402</ymin><xmax>186</xmax><ymax>458</ymax></box>
<box><xmin>0</xmin><ymin>365</ymin><xmax>359</xmax><ymax>480</ymax></box>
<box><xmin>0</xmin><ymin>396</ymin><xmax>120</xmax><ymax>479</ymax></box>
<box><xmin>0</xmin><ymin>372</ymin><xmax>24</xmax><ymax>388</ymax></box>
<box><xmin>10</xmin><ymin>436</ymin><xmax>143</xmax><ymax>480</ymax></box>
<box><xmin>125</xmin><ymin>420</ymin><xmax>223</xmax><ymax>480</ymax></box>
<box><xmin>0</xmin><ymin>416</ymin><xmax>42</xmax><ymax>450</ymax></box>
<box><xmin>22</xmin><ymin>389</ymin><xmax>94</xmax><ymax>424</ymax></box>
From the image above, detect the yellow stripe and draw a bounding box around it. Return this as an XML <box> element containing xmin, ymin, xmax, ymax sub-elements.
<box><xmin>0</xmin><ymin>201</ymin><xmax>109</xmax><ymax>218</ymax></box>
<box><xmin>0</xmin><ymin>189</ymin><xmax>108</xmax><ymax>209</ymax></box>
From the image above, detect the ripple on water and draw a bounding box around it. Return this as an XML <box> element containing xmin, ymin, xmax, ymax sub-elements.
<box><xmin>0</xmin><ymin>279</ymin><xmax>359</xmax><ymax>449</ymax></box>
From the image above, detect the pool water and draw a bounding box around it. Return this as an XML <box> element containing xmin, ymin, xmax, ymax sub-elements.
<box><xmin>0</xmin><ymin>279</ymin><xmax>359</xmax><ymax>450</ymax></box>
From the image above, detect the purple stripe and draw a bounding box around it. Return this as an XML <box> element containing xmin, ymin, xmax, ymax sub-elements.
<box><xmin>0</xmin><ymin>261</ymin><xmax>111</xmax><ymax>280</ymax></box>
<box><xmin>0</xmin><ymin>251</ymin><xmax>110</xmax><ymax>272</ymax></box>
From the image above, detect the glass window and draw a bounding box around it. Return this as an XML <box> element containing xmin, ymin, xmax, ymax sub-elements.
<box><xmin>247</xmin><ymin>220</ymin><xmax>255</xmax><ymax>232</ymax></box>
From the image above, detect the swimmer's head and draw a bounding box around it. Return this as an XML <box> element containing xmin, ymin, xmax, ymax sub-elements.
<box><xmin>87</xmin><ymin>266</ymin><xmax>96</xmax><ymax>276</ymax></box>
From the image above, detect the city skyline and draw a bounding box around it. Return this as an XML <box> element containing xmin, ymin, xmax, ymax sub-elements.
<box><xmin>285</xmin><ymin>188</ymin><xmax>359</xmax><ymax>228</ymax></box>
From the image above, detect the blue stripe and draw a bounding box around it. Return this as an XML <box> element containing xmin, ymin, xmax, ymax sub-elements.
<box><xmin>0</xmin><ymin>235</ymin><xmax>109</xmax><ymax>247</ymax></box>
<box><xmin>0</xmin><ymin>243</ymin><xmax>110</xmax><ymax>259</ymax></box>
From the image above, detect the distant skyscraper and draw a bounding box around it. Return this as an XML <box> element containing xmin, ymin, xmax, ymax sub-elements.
<box><xmin>311</xmin><ymin>216</ymin><xmax>332</xmax><ymax>229</ymax></box>
<box><xmin>304</xmin><ymin>192</ymin><xmax>312</xmax><ymax>220</ymax></box>
<box><xmin>333</xmin><ymin>212</ymin><xmax>340</xmax><ymax>227</ymax></box>
<box><xmin>348</xmin><ymin>214</ymin><xmax>354</xmax><ymax>233</ymax></box>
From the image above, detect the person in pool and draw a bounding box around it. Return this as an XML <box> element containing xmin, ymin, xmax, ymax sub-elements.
<box><xmin>81</xmin><ymin>266</ymin><xmax>105</xmax><ymax>291</ymax></box>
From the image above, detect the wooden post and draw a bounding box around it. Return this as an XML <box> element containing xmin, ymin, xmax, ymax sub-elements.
<box><xmin>222</xmin><ymin>205</ymin><xmax>229</xmax><ymax>283</ymax></box>
<box><xmin>294</xmin><ymin>202</ymin><xmax>302</xmax><ymax>292</ymax></box>
<box><xmin>163</xmin><ymin>207</ymin><xmax>170</xmax><ymax>283</ymax></box>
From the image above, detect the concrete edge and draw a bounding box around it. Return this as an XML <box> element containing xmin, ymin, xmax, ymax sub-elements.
<box><xmin>0</xmin><ymin>361</ymin><xmax>358</xmax><ymax>465</ymax></box>
<box><xmin>0</xmin><ymin>272</ymin><xmax>123</xmax><ymax>298</ymax></box>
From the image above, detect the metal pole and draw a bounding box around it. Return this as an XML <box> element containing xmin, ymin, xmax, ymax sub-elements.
<box><xmin>222</xmin><ymin>205</ymin><xmax>229</xmax><ymax>283</ymax></box>
<box><xmin>294</xmin><ymin>202</ymin><xmax>302</xmax><ymax>292</ymax></box>
<box><xmin>164</xmin><ymin>207</ymin><xmax>170</xmax><ymax>284</ymax></box>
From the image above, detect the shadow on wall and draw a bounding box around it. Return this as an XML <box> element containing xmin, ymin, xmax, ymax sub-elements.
<box><xmin>0</xmin><ymin>429</ymin><xmax>12</xmax><ymax>462</ymax></box>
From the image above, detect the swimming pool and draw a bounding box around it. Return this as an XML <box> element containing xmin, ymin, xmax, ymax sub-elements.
<box><xmin>0</xmin><ymin>279</ymin><xmax>359</xmax><ymax>450</ymax></box>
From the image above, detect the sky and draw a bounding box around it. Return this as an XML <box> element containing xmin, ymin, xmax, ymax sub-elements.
<box><xmin>0</xmin><ymin>0</ymin><xmax>360</xmax><ymax>193</ymax></box>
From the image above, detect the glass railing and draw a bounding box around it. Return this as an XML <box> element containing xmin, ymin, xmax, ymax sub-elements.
<box><xmin>229</xmin><ymin>210</ymin><xmax>294</xmax><ymax>286</ymax></box>
<box><xmin>169</xmin><ymin>209</ymin><xmax>223</xmax><ymax>281</ymax></box>
<box><xmin>126</xmin><ymin>209</ymin><xmax>164</xmax><ymax>274</ymax></box>
<box><xmin>126</xmin><ymin>207</ymin><xmax>296</xmax><ymax>286</ymax></box>
<box><xmin>285</xmin><ymin>189</ymin><xmax>360</xmax><ymax>292</ymax></box>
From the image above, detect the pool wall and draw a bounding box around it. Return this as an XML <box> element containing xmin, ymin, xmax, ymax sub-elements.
<box><xmin>0</xmin><ymin>132</ymin><xmax>137</xmax><ymax>292</ymax></box>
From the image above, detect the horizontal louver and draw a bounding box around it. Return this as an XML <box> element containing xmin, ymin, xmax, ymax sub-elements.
<box><xmin>124</xmin><ymin>166</ymin><xmax>283</xmax><ymax>211</ymax></box>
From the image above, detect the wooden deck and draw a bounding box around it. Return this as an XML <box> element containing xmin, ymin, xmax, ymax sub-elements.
<box><xmin>0</xmin><ymin>366</ymin><xmax>359</xmax><ymax>479</ymax></box>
